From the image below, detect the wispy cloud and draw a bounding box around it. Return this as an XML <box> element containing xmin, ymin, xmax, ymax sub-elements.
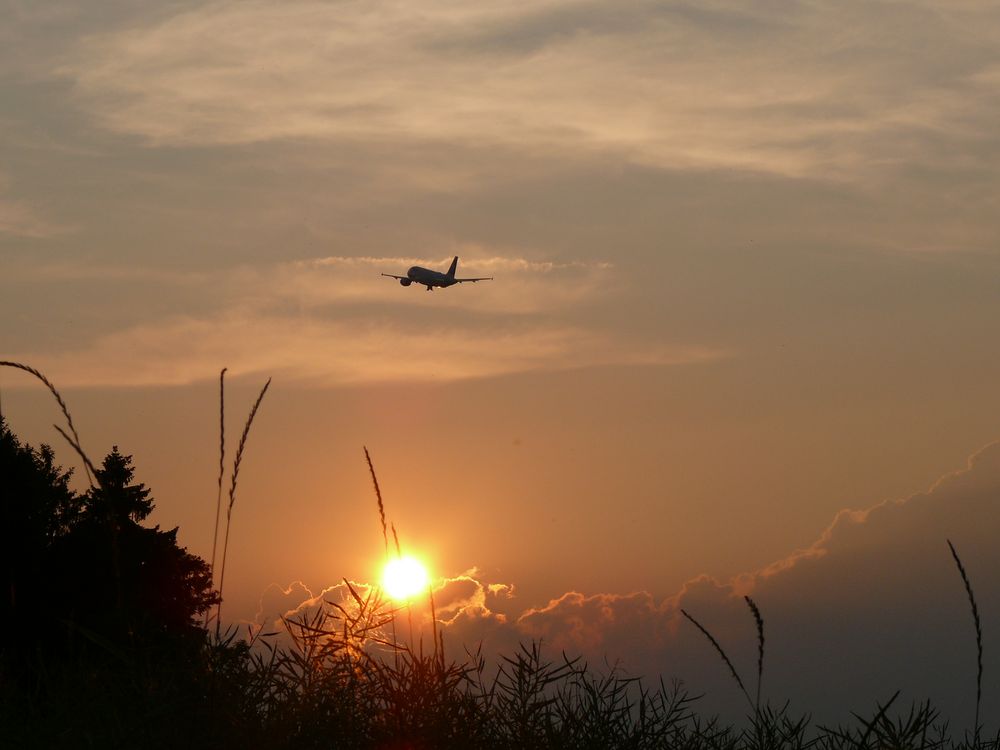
<box><xmin>8</xmin><ymin>311</ymin><xmax>721</xmax><ymax>387</ymax></box>
<box><xmin>8</xmin><ymin>254</ymin><xmax>614</xmax><ymax>313</ymax></box>
<box><xmin>285</xmin><ymin>254</ymin><xmax>617</xmax><ymax>313</ymax></box>
<box><xmin>5</xmin><ymin>252</ymin><xmax>723</xmax><ymax>386</ymax></box>
<box><xmin>59</xmin><ymin>1</ymin><xmax>1000</xmax><ymax>180</ymax></box>
<box><xmin>303</xmin><ymin>255</ymin><xmax>613</xmax><ymax>274</ymax></box>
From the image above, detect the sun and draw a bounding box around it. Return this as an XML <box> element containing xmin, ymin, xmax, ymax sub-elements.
<box><xmin>382</xmin><ymin>555</ymin><xmax>430</xmax><ymax>601</ymax></box>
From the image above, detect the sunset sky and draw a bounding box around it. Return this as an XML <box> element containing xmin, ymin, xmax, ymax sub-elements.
<box><xmin>4</xmin><ymin>0</ymin><xmax>1000</xmax><ymax>727</ymax></box>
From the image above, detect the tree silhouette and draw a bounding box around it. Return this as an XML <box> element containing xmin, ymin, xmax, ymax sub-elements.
<box><xmin>1</xmin><ymin>417</ymin><xmax>217</xmax><ymax>660</ymax></box>
<box><xmin>88</xmin><ymin>446</ymin><xmax>155</xmax><ymax>523</ymax></box>
<box><xmin>51</xmin><ymin>446</ymin><xmax>218</xmax><ymax>644</ymax></box>
<box><xmin>1</xmin><ymin>416</ymin><xmax>80</xmax><ymax>644</ymax></box>
<box><xmin>2</xmin><ymin>417</ymin><xmax>233</xmax><ymax>746</ymax></box>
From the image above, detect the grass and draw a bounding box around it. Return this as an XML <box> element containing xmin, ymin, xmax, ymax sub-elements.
<box><xmin>681</xmin><ymin>606</ymin><xmax>754</xmax><ymax>712</ymax></box>
<box><xmin>1</xmin><ymin>360</ymin><xmax>98</xmax><ymax>486</ymax></box>
<box><xmin>948</xmin><ymin>539</ymin><xmax>984</xmax><ymax>745</ymax></box>
<box><xmin>678</xmin><ymin>545</ymin><xmax>991</xmax><ymax>750</ymax></box>
<box><xmin>2</xmin><ymin>361</ymin><xmax>997</xmax><ymax>749</ymax></box>
<box><xmin>745</xmin><ymin>595</ymin><xmax>765</xmax><ymax>712</ymax></box>
<box><xmin>214</xmin><ymin>376</ymin><xmax>271</xmax><ymax>635</ymax></box>
<box><xmin>208</xmin><ymin>367</ymin><xmax>227</xmax><ymax>616</ymax></box>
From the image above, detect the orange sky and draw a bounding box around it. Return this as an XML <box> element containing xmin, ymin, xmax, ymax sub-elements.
<box><xmin>4</xmin><ymin>0</ymin><xmax>1000</xmax><ymax>728</ymax></box>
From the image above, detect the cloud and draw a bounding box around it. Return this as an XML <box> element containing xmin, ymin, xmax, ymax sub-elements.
<box><xmin>304</xmin><ymin>255</ymin><xmax>613</xmax><ymax>275</ymax></box>
<box><xmin>7</xmin><ymin>311</ymin><xmax>720</xmax><ymax>387</ymax></box>
<box><xmin>264</xmin><ymin>440</ymin><xmax>1000</xmax><ymax>727</ymax></box>
<box><xmin>7</xmin><ymin>253</ymin><xmax>613</xmax><ymax>314</ymax></box>
<box><xmin>252</xmin><ymin>572</ymin><xmax>515</xmax><ymax>658</ymax></box>
<box><xmin>518</xmin><ymin>589</ymin><xmax>669</xmax><ymax>656</ymax></box>
<box><xmin>4</xmin><ymin>254</ymin><xmax>725</xmax><ymax>386</ymax></box>
<box><xmin>507</xmin><ymin>441</ymin><xmax>1000</xmax><ymax>726</ymax></box>
<box><xmin>432</xmin><ymin>575</ymin><xmax>484</xmax><ymax>619</ymax></box>
<box><xmin>253</xmin><ymin>579</ymin><xmax>315</xmax><ymax>628</ymax></box>
<box><xmin>282</xmin><ymin>254</ymin><xmax>617</xmax><ymax>313</ymax></box>
<box><xmin>58</xmin><ymin>1</ymin><xmax>1000</xmax><ymax>181</ymax></box>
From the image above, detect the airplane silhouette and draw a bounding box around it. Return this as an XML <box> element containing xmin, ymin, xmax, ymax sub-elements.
<box><xmin>382</xmin><ymin>256</ymin><xmax>493</xmax><ymax>291</ymax></box>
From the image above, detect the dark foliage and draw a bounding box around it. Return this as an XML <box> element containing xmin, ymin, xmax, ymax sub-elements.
<box><xmin>49</xmin><ymin>445</ymin><xmax>218</xmax><ymax>643</ymax></box>
<box><xmin>2</xmin><ymin>418</ymin><xmax>216</xmax><ymax>651</ymax></box>
<box><xmin>1</xmin><ymin>417</ymin><xmax>220</xmax><ymax>748</ymax></box>
<box><xmin>2</xmin><ymin>417</ymin><xmax>80</xmax><ymax>640</ymax></box>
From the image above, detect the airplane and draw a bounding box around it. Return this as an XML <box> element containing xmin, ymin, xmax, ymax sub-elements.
<box><xmin>382</xmin><ymin>256</ymin><xmax>493</xmax><ymax>291</ymax></box>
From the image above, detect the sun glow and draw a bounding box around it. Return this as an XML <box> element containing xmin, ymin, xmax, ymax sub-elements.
<box><xmin>382</xmin><ymin>556</ymin><xmax>430</xmax><ymax>601</ymax></box>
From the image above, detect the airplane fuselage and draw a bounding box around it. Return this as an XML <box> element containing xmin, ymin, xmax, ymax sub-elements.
<box><xmin>403</xmin><ymin>266</ymin><xmax>458</xmax><ymax>289</ymax></box>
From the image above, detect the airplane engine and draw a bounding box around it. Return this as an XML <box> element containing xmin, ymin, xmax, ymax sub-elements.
<box><xmin>399</xmin><ymin>278</ymin><xmax>412</xmax><ymax>286</ymax></box>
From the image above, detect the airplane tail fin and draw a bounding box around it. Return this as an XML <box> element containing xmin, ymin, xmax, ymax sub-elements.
<box><xmin>446</xmin><ymin>256</ymin><xmax>458</xmax><ymax>278</ymax></box>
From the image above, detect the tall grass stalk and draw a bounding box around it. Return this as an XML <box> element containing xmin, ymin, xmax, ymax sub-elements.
<box><xmin>1</xmin><ymin>360</ymin><xmax>94</xmax><ymax>486</ymax></box>
<box><xmin>744</xmin><ymin>595</ymin><xmax>765</xmax><ymax>712</ymax></box>
<box><xmin>215</xmin><ymin>377</ymin><xmax>271</xmax><ymax>636</ymax></box>
<box><xmin>51</xmin><ymin>425</ymin><xmax>101</xmax><ymax>489</ymax></box>
<box><xmin>365</xmin><ymin>446</ymin><xmax>389</xmax><ymax>556</ymax></box>
<box><xmin>948</xmin><ymin>538</ymin><xmax>983</xmax><ymax>742</ymax></box>
<box><xmin>209</xmin><ymin>367</ymin><xmax>227</xmax><ymax>601</ymax></box>
<box><xmin>681</xmin><ymin>608</ymin><xmax>754</xmax><ymax>711</ymax></box>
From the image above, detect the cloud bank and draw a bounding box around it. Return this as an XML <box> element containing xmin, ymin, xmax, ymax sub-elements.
<box><xmin>260</xmin><ymin>440</ymin><xmax>1000</xmax><ymax>728</ymax></box>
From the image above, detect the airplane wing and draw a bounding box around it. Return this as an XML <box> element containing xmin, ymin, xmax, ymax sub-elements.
<box><xmin>453</xmin><ymin>276</ymin><xmax>494</xmax><ymax>283</ymax></box>
<box><xmin>381</xmin><ymin>273</ymin><xmax>409</xmax><ymax>280</ymax></box>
